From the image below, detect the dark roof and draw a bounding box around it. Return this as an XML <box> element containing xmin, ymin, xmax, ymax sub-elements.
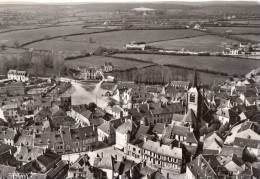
<box><xmin>186</xmin><ymin>132</ymin><xmax>198</xmax><ymax>144</ymax></box>
<box><xmin>183</xmin><ymin>109</ymin><xmax>196</xmax><ymax>123</ymax></box>
<box><xmin>171</xmin><ymin>125</ymin><xmax>190</xmax><ymax>137</ymax></box>
<box><xmin>135</xmin><ymin>125</ymin><xmax>150</xmax><ymax>140</ymax></box>
<box><xmin>70</xmin><ymin>126</ymin><xmax>97</xmax><ymax>141</ymax></box>
<box><xmin>37</xmin><ymin>151</ymin><xmax>60</xmax><ymax>169</ymax></box>
<box><xmin>98</xmin><ymin>123</ymin><xmax>115</xmax><ymax>135</ymax></box>
<box><xmin>220</xmin><ymin>145</ymin><xmax>244</xmax><ymax>158</ymax></box>
<box><xmin>152</xmin><ymin>123</ymin><xmax>166</xmax><ymax>134</ymax></box>
<box><xmin>233</xmin><ymin>137</ymin><xmax>260</xmax><ymax>149</ymax></box>
<box><xmin>0</xmin><ymin>143</ymin><xmax>16</xmax><ymax>155</ymax></box>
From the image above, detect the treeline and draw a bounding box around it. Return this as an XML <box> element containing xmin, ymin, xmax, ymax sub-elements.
<box><xmin>0</xmin><ymin>50</ymin><xmax>65</xmax><ymax>76</ymax></box>
<box><xmin>114</xmin><ymin>65</ymin><xmax>189</xmax><ymax>85</ymax></box>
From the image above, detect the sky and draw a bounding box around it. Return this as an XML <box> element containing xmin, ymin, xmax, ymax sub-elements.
<box><xmin>0</xmin><ymin>0</ymin><xmax>259</xmax><ymax>3</ymax></box>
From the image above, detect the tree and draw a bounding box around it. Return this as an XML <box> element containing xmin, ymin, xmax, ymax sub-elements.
<box><xmin>13</xmin><ymin>41</ymin><xmax>20</xmax><ymax>48</ymax></box>
<box><xmin>88</xmin><ymin>102</ymin><xmax>97</xmax><ymax>112</ymax></box>
<box><xmin>1</xmin><ymin>44</ymin><xmax>6</xmax><ymax>50</ymax></box>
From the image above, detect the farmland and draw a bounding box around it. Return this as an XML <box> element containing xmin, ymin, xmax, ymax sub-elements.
<box><xmin>0</xmin><ymin>25</ymin><xmax>105</xmax><ymax>47</ymax></box>
<box><xmin>26</xmin><ymin>29</ymin><xmax>205</xmax><ymax>53</ymax></box>
<box><xmin>207</xmin><ymin>27</ymin><xmax>260</xmax><ymax>35</ymax></box>
<box><xmin>64</xmin><ymin>56</ymin><xmax>153</xmax><ymax>70</ymax></box>
<box><xmin>232</xmin><ymin>34</ymin><xmax>260</xmax><ymax>43</ymax></box>
<box><xmin>149</xmin><ymin>35</ymin><xmax>238</xmax><ymax>52</ymax></box>
<box><xmin>111</xmin><ymin>53</ymin><xmax>260</xmax><ymax>75</ymax></box>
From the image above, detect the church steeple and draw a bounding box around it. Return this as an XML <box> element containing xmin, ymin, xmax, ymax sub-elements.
<box><xmin>192</xmin><ymin>70</ymin><xmax>198</xmax><ymax>88</ymax></box>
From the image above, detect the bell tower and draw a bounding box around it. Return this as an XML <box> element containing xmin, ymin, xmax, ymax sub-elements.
<box><xmin>187</xmin><ymin>71</ymin><xmax>201</xmax><ymax>118</ymax></box>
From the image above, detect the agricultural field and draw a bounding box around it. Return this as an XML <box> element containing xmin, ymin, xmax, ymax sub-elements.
<box><xmin>207</xmin><ymin>27</ymin><xmax>260</xmax><ymax>35</ymax></box>
<box><xmin>111</xmin><ymin>53</ymin><xmax>260</xmax><ymax>75</ymax></box>
<box><xmin>26</xmin><ymin>29</ymin><xmax>205</xmax><ymax>53</ymax></box>
<box><xmin>0</xmin><ymin>25</ymin><xmax>105</xmax><ymax>47</ymax></box>
<box><xmin>149</xmin><ymin>35</ymin><xmax>238</xmax><ymax>52</ymax></box>
<box><xmin>232</xmin><ymin>34</ymin><xmax>260</xmax><ymax>43</ymax></box>
<box><xmin>64</xmin><ymin>55</ymin><xmax>153</xmax><ymax>70</ymax></box>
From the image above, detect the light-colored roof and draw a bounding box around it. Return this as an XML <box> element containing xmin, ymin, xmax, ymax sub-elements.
<box><xmin>132</xmin><ymin>7</ymin><xmax>156</xmax><ymax>11</ymax></box>
<box><xmin>142</xmin><ymin>140</ymin><xmax>182</xmax><ymax>159</ymax></box>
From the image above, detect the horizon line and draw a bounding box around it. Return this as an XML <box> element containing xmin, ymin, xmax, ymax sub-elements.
<box><xmin>0</xmin><ymin>0</ymin><xmax>259</xmax><ymax>4</ymax></box>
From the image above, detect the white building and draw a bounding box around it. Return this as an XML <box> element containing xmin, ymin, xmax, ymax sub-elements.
<box><xmin>7</xmin><ymin>70</ymin><xmax>29</xmax><ymax>82</ymax></box>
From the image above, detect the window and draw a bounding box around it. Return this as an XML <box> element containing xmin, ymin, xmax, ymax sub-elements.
<box><xmin>189</xmin><ymin>93</ymin><xmax>196</xmax><ymax>103</ymax></box>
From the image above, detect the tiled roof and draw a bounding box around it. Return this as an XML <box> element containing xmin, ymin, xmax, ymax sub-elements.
<box><xmin>96</xmin><ymin>155</ymin><xmax>114</xmax><ymax>170</ymax></box>
<box><xmin>220</xmin><ymin>145</ymin><xmax>244</xmax><ymax>158</ymax></box>
<box><xmin>0</xmin><ymin>143</ymin><xmax>16</xmax><ymax>155</ymax></box>
<box><xmin>37</xmin><ymin>151</ymin><xmax>60</xmax><ymax>169</ymax></box>
<box><xmin>172</xmin><ymin>114</ymin><xmax>184</xmax><ymax>122</ymax></box>
<box><xmin>98</xmin><ymin>123</ymin><xmax>115</xmax><ymax>135</ymax></box>
<box><xmin>152</xmin><ymin>123</ymin><xmax>166</xmax><ymax>134</ymax></box>
<box><xmin>183</xmin><ymin>109</ymin><xmax>196</xmax><ymax>123</ymax></box>
<box><xmin>233</xmin><ymin>137</ymin><xmax>260</xmax><ymax>149</ymax></box>
<box><xmin>0</xmin><ymin>164</ymin><xmax>16</xmax><ymax>178</ymax></box>
<box><xmin>70</xmin><ymin>126</ymin><xmax>97</xmax><ymax>141</ymax></box>
<box><xmin>171</xmin><ymin>125</ymin><xmax>190</xmax><ymax>137</ymax></box>
<box><xmin>186</xmin><ymin>132</ymin><xmax>198</xmax><ymax>144</ymax></box>
<box><xmin>135</xmin><ymin>125</ymin><xmax>150</xmax><ymax>140</ymax></box>
<box><xmin>116</xmin><ymin>119</ymin><xmax>137</xmax><ymax>134</ymax></box>
<box><xmin>142</xmin><ymin>140</ymin><xmax>182</xmax><ymax>159</ymax></box>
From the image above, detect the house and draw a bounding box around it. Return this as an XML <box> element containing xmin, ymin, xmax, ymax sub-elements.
<box><xmin>142</xmin><ymin>139</ymin><xmax>184</xmax><ymax>177</ymax></box>
<box><xmin>97</xmin><ymin>122</ymin><xmax>115</xmax><ymax>144</ymax></box>
<box><xmin>186</xmin><ymin>154</ymin><xmax>229</xmax><ymax>179</ymax></box>
<box><xmin>233</xmin><ymin>137</ymin><xmax>260</xmax><ymax>158</ymax></box>
<box><xmin>203</xmin><ymin>132</ymin><xmax>223</xmax><ymax>152</ymax></box>
<box><xmin>101</xmin><ymin>62</ymin><xmax>114</xmax><ymax>73</ymax></box>
<box><xmin>0</xmin><ymin>149</ymin><xmax>22</xmax><ymax>177</ymax></box>
<box><xmin>125</xmin><ymin>41</ymin><xmax>146</xmax><ymax>51</ymax></box>
<box><xmin>94</xmin><ymin>155</ymin><xmax>115</xmax><ymax>179</ymax></box>
<box><xmin>67</xmin><ymin>154</ymin><xmax>105</xmax><ymax>179</ymax></box>
<box><xmin>14</xmin><ymin>145</ymin><xmax>45</xmax><ymax>165</ymax></box>
<box><xmin>148</xmin><ymin>102</ymin><xmax>185</xmax><ymax>125</ymax></box>
<box><xmin>0</xmin><ymin>82</ymin><xmax>25</xmax><ymax>96</ymax></box>
<box><xmin>68</xmin><ymin>105</ymin><xmax>93</xmax><ymax>126</ymax></box>
<box><xmin>7</xmin><ymin>70</ymin><xmax>29</xmax><ymax>82</ymax></box>
<box><xmin>216</xmin><ymin>107</ymin><xmax>239</xmax><ymax>125</ymax></box>
<box><xmin>77</xmin><ymin>66</ymin><xmax>104</xmax><ymax>80</ymax></box>
<box><xmin>235</xmin><ymin>121</ymin><xmax>260</xmax><ymax>140</ymax></box>
<box><xmin>16</xmin><ymin>150</ymin><xmax>69</xmax><ymax>179</ymax></box>
<box><xmin>60</xmin><ymin>125</ymin><xmax>98</xmax><ymax>154</ymax></box>
<box><xmin>115</xmin><ymin>119</ymin><xmax>138</xmax><ymax>152</ymax></box>
<box><xmin>0</xmin><ymin>127</ymin><xmax>17</xmax><ymax>146</ymax></box>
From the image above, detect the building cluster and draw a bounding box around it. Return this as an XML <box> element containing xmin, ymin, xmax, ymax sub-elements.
<box><xmin>0</xmin><ymin>68</ymin><xmax>260</xmax><ymax>179</ymax></box>
<box><xmin>223</xmin><ymin>42</ymin><xmax>260</xmax><ymax>56</ymax></box>
<box><xmin>72</xmin><ymin>62</ymin><xmax>115</xmax><ymax>81</ymax></box>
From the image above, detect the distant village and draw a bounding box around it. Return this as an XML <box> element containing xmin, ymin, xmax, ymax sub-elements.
<box><xmin>0</xmin><ymin>60</ymin><xmax>260</xmax><ymax>179</ymax></box>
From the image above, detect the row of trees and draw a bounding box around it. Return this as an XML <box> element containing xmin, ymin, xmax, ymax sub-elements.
<box><xmin>0</xmin><ymin>50</ymin><xmax>65</xmax><ymax>76</ymax></box>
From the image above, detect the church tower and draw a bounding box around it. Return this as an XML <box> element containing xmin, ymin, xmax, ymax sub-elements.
<box><xmin>187</xmin><ymin>71</ymin><xmax>201</xmax><ymax>119</ymax></box>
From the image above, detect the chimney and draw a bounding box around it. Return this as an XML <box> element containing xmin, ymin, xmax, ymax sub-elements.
<box><xmin>143</xmin><ymin>135</ymin><xmax>147</xmax><ymax>143</ymax></box>
<box><xmin>147</xmin><ymin>103</ymin><xmax>150</xmax><ymax>111</ymax></box>
<box><xmin>100</xmin><ymin>152</ymin><xmax>103</xmax><ymax>158</ymax></box>
<box><xmin>142</xmin><ymin>160</ymin><xmax>146</xmax><ymax>167</ymax></box>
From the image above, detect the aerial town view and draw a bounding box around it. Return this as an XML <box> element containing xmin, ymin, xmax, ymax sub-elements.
<box><xmin>0</xmin><ymin>0</ymin><xmax>260</xmax><ymax>178</ymax></box>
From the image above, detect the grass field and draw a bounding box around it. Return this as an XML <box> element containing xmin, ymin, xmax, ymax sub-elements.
<box><xmin>26</xmin><ymin>29</ymin><xmax>205</xmax><ymax>53</ymax></box>
<box><xmin>207</xmin><ymin>27</ymin><xmax>260</xmax><ymax>35</ymax></box>
<box><xmin>149</xmin><ymin>35</ymin><xmax>238</xmax><ymax>52</ymax></box>
<box><xmin>0</xmin><ymin>25</ymin><xmax>105</xmax><ymax>47</ymax></box>
<box><xmin>64</xmin><ymin>55</ymin><xmax>153</xmax><ymax>70</ymax></box>
<box><xmin>112</xmin><ymin>53</ymin><xmax>260</xmax><ymax>75</ymax></box>
<box><xmin>232</xmin><ymin>34</ymin><xmax>260</xmax><ymax>42</ymax></box>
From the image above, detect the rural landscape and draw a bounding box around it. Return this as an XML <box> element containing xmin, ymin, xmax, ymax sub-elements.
<box><xmin>0</xmin><ymin>1</ymin><xmax>260</xmax><ymax>179</ymax></box>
